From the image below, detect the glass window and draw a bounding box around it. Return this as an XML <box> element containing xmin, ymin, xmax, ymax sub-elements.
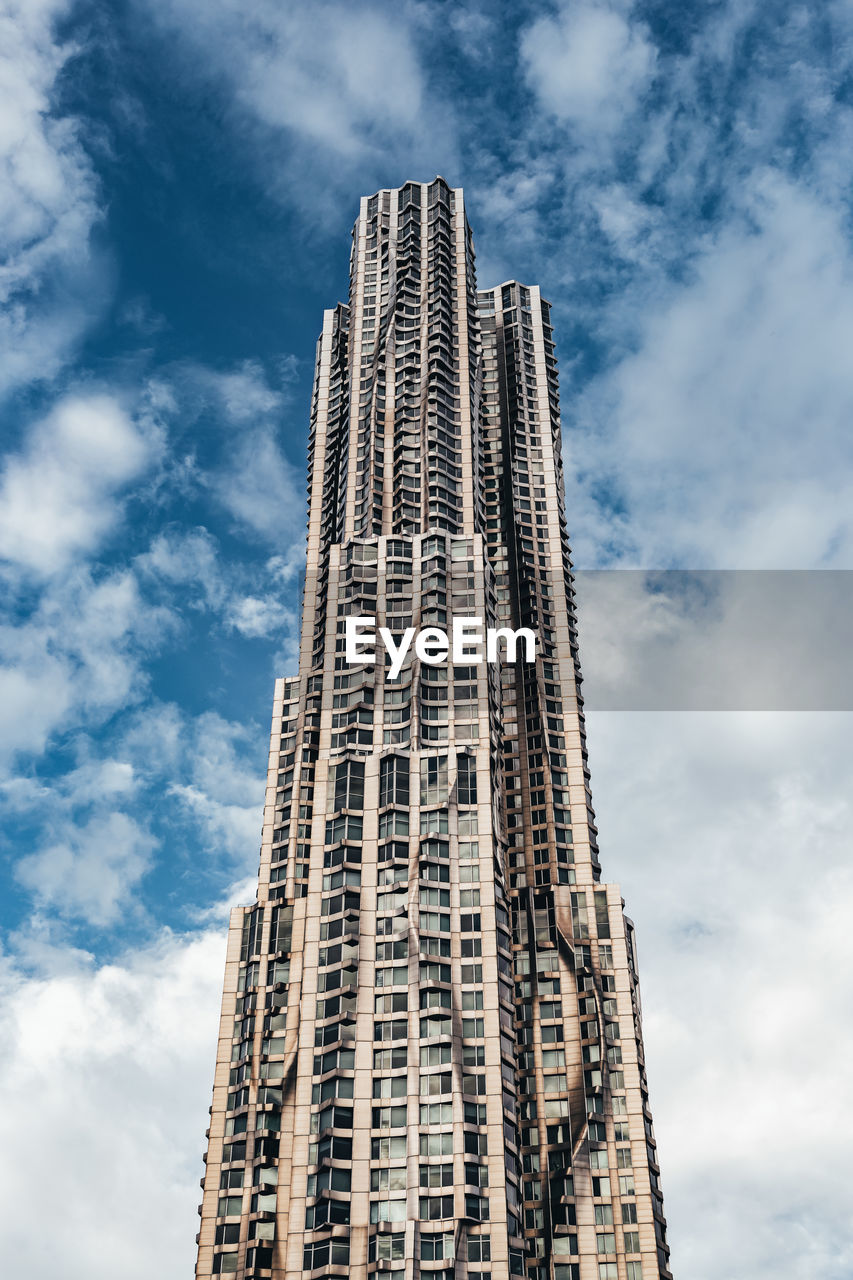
<box><xmin>420</xmin><ymin>809</ymin><xmax>449</xmax><ymax>834</ymax></box>
<box><xmin>370</xmin><ymin>1199</ymin><xmax>407</xmax><ymax>1222</ymax></box>
<box><xmin>420</xmin><ymin>1131</ymin><xmax>453</xmax><ymax>1155</ymax></box>
<box><xmin>419</xmin><ymin>910</ymin><xmax>450</xmax><ymax>932</ymax></box>
<box><xmin>371</xmin><ymin>1167</ymin><xmax>407</xmax><ymax>1191</ymax></box>
<box><xmin>419</xmin><ymin>1195</ymin><xmax>455</xmax><ymax>1222</ymax></box>
<box><xmin>379</xmin><ymin>810</ymin><xmax>409</xmax><ymax>837</ymax></box>
<box><xmin>468</xmin><ymin>1235</ymin><xmax>491</xmax><ymax>1262</ymax></box>
<box><xmin>419</xmin><ymin>1101</ymin><xmax>452</xmax><ymax>1125</ymax></box>
<box><xmin>420</xmin><ymin>1015</ymin><xmax>452</xmax><ymax>1038</ymax></box>
<box><xmin>420</xmin><ymin>755</ymin><xmax>449</xmax><ymax>805</ymax></box>
<box><xmin>420</xmin><ymin>1044</ymin><xmax>451</xmax><ymax>1066</ymax></box>
<box><xmin>371</xmin><ymin>1233</ymin><xmax>404</xmax><ymax>1262</ymax></box>
<box><xmin>380</xmin><ymin>755</ymin><xmax>410</xmax><ymax>807</ymax></box>
<box><xmin>456</xmin><ymin>753</ymin><xmax>477</xmax><ymax>804</ymax></box>
<box><xmin>328</xmin><ymin>758</ymin><xmax>365</xmax><ymax>810</ymax></box>
<box><xmin>419</xmin><ymin>1162</ymin><xmax>453</xmax><ymax>1187</ymax></box>
<box><xmin>419</xmin><ymin>887</ymin><xmax>450</xmax><ymax>908</ymax></box>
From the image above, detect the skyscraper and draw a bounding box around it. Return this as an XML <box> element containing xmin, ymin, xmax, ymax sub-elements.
<box><xmin>195</xmin><ymin>178</ymin><xmax>671</xmax><ymax>1280</ymax></box>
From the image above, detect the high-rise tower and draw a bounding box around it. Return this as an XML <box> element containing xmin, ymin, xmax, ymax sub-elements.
<box><xmin>196</xmin><ymin>178</ymin><xmax>671</xmax><ymax>1280</ymax></box>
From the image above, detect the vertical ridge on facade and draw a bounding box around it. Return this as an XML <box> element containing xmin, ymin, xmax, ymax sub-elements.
<box><xmin>195</xmin><ymin>178</ymin><xmax>672</xmax><ymax>1280</ymax></box>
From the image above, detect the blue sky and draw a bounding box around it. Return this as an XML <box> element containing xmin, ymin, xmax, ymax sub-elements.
<box><xmin>2</xmin><ymin>1</ymin><xmax>853</xmax><ymax>1277</ymax></box>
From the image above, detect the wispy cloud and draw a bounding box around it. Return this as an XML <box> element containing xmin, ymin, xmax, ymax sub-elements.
<box><xmin>166</xmin><ymin>711</ymin><xmax>265</xmax><ymax>862</ymax></box>
<box><xmin>0</xmin><ymin>393</ymin><xmax>158</xmax><ymax>575</ymax></box>
<box><xmin>142</xmin><ymin>358</ymin><xmax>308</xmax><ymax>551</ymax></box>
<box><xmin>521</xmin><ymin>1</ymin><xmax>656</xmax><ymax>139</ymax></box>
<box><xmin>213</xmin><ymin>424</ymin><xmax>306</xmax><ymax>546</ymax></box>
<box><xmin>15</xmin><ymin>810</ymin><xmax>157</xmax><ymax>926</ymax></box>
<box><xmin>224</xmin><ymin>592</ymin><xmax>294</xmax><ymax>639</ymax></box>
<box><xmin>565</xmin><ymin>173</ymin><xmax>853</xmax><ymax>567</ymax></box>
<box><xmin>135</xmin><ymin>0</ymin><xmax>459</xmax><ymax>216</ymax></box>
<box><xmin>0</xmin><ymin>0</ymin><xmax>108</xmax><ymax>397</ymax></box>
<box><xmin>0</xmin><ymin>567</ymin><xmax>174</xmax><ymax>767</ymax></box>
<box><xmin>135</xmin><ymin>526</ymin><xmax>225</xmax><ymax>610</ymax></box>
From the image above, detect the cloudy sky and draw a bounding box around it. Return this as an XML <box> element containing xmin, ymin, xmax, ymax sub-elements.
<box><xmin>1</xmin><ymin>1</ymin><xmax>852</xmax><ymax>1276</ymax></box>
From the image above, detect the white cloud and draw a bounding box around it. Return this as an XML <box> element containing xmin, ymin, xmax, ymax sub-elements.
<box><xmin>137</xmin><ymin>527</ymin><xmax>300</xmax><ymax>642</ymax></box>
<box><xmin>521</xmin><ymin>2</ymin><xmax>656</xmax><ymax>136</ymax></box>
<box><xmin>134</xmin><ymin>0</ymin><xmax>458</xmax><ymax>221</ymax></box>
<box><xmin>134</xmin><ymin>523</ymin><xmax>302</xmax><ymax>681</ymax></box>
<box><xmin>566</xmin><ymin>174</ymin><xmax>853</xmax><ymax>568</ymax></box>
<box><xmin>169</xmin><ymin>782</ymin><xmax>260</xmax><ymax>863</ymax></box>
<box><xmin>195</xmin><ymin>358</ymin><xmax>284</xmax><ymax>423</ymax></box>
<box><xmin>116</xmin><ymin>701</ymin><xmax>186</xmax><ymax>778</ymax></box>
<box><xmin>247</xmin><ymin>7</ymin><xmax>426</xmax><ymax>149</ymax></box>
<box><xmin>214</xmin><ymin>424</ymin><xmax>306</xmax><ymax>548</ymax></box>
<box><xmin>0</xmin><ymin>928</ymin><xmax>223</xmax><ymax>1279</ymax></box>
<box><xmin>0</xmin><ymin>567</ymin><xmax>173</xmax><ymax>767</ymax></box>
<box><xmin>470</xmin><ymin>160</ymin><xmax>562</xmax><ymax>284</ymax></box>
<box><xmin>117</xmin><ymin>295</ymin><xmax>167</xmax><ymax>337</ymax></box>
<box><xmin>149</xmin><ymin>361</ymin><xmax>307</xmax><ymax>552</ymax></box>
<box><xmin>225</xmin><ymin>592</ymin><xmax>294</xmax><ymax>638</ymax></box>
<box><xmin>15</xmin><ymin>810</ymin><xmax>157</xmax><ymax>926</ymax></box>
<box><xmin>447</xmin><ymin>2</ymin><xmax>496</xmax><ymax>58</ymax></box>
<box><xmin>166</xmin><ymin>711</ymin><xmax>265</xmax><ymax>863</ymax></box>
<box><xmin>0</xmin><ymin>645</ymin><xmax>75</xmax><ymax>764</ymax></box>
<box><xmin>589</xmin><ymin>182</ymin><xmax>659</xmax><ymax>259</ymax></box>
<box><xmin>58</xmin><ymin>758</ymin><xmax>137</xmax><ymax>805</ymax></box>
<box><xmin>145</xmin><ymin>0</ymin><xmax>426</xmax><ymax>156</ymax></box>
<box><xmin>136</xmin><ymin>526</ymin><xmax>225</xmax><ymax>609</ymax></box>
<box><xmin>586</xmin><ymin>710</ymin><xmax>853</xmax><ymax>1279</ymax></box>
<box><xmin>115</xmin><ymin>703</ymin><xmax>265</xmax><ymax>816</ymax></box>
<box><xmin>0</xmin><ymin>393</ymin><xmax>155</xmax><ymax>575</ymax></box>
<box><xmin>189</xmin><ymin>873</ymin><xmax>258</xmax><ymax>924</ymax></box>
<box><xmin>0</xmin><ymin>0</ymin><xmax>106</xmax><ymax>395</ymax></box>
<box><xmin>186</xmin><ymin>711</ymin><xmax>262</xmax><ymax>806</ymax></box>
<box><xmin>268</xmin><ymin>543</ymin><xmax>306</xmax><ymax>585</ymax></box>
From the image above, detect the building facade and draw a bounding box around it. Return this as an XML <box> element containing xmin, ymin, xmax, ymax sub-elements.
<box><xmin>195</xmin><ymin>178</ymin><xmax>671</xmax><ymax>1280</ymax></box>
